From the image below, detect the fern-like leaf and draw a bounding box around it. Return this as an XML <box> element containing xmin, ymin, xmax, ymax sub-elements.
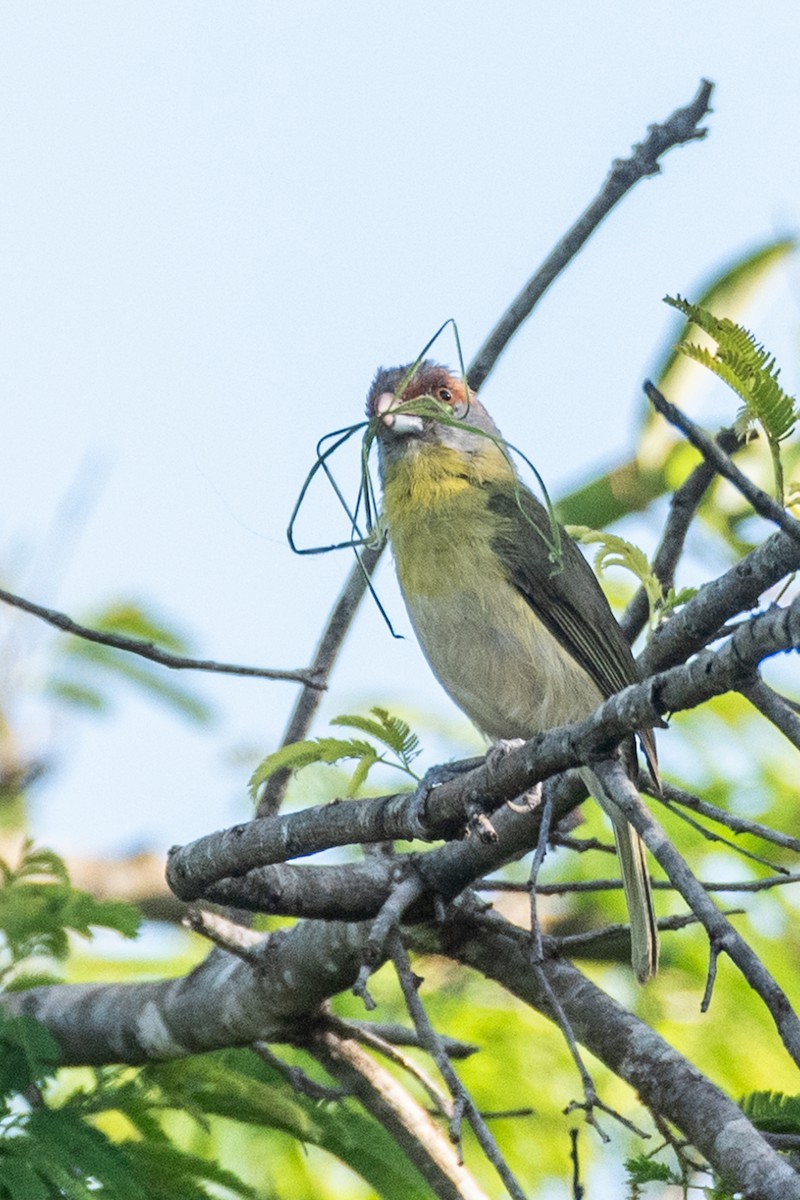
<box><xmin>332</xmin><ymin>707</ymin><xmax>421</xmax><ymax>772</ymax></box>
<box><xmin>248</xmin><ymin>737</ymin><xmax>379</xmax><ymax>800</ymax></box>
<box><xmin>249</xmin><ymin>708</ymin><xmax>423</xmax><ymax>801</ymax></box>
<box><xmin>567</xmin><ymin>526</ymin><xmax>663</xmax><ymax>627</ymax></box>
<box><xmin>665</xmin><ymin>294</ymin><xmax>799</xmax><ymax>500</ymax></box>
<box><xmin>740</xmin><ymin>1090</ymin><xmax>800</xmax><ymax>1133</ymax></box>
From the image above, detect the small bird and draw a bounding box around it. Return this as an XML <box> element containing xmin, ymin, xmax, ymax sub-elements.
<box><xmin>367</xmin><ymin>360</ymin><xmax>659</xmax><ymax>982</ymax></box>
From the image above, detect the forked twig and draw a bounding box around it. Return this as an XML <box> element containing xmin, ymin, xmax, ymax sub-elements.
<box><xmin>644</xmin><ymin>382</ymin><xmax>800</xmax><ymax>547</ymax></box>
<box><xmin>389</xmin><ymin>932</ymin><xmax>528</xmax><ymax>1200</ymax></box>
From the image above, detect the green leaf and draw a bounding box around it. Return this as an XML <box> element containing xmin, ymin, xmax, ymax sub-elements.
<box><xmin>666</xmin><ymin>294</ymin><xmax>797</xmax><ymax>441</ymax></box>
<box><xmin>567</xmin><ymin>526</ymin><xmax>663</xmax><ymax>625</ymax></box>
<box><xmin>108</xmin><ymin>1139</ymin><xmax>257</xmax><ymax>1200</ymax></box>
<box><xmin>151</xmin><ymin>1053</ymin><xmax>432</xmax><ymax>1199</ymax></box>
<box><xmin>332</xmin><ymin>707</ymin><xmax>421</xmax><ymax>771</ymax></box>
<box><xmin>0</xmin><ymin>1155</ymin><xmax>51</xmax><ymax>1200</ymax></box>
<box><xmin>9</xmin><ymin>842</ymin><xmax>69</xmax><ymax>886</ymax></box>
<box><xmin>624</xmin><ymin>1154</ymin><xmax>678</xmax><ymax>1185</ymax></box>
<box><xmin>59</xmin><ymin>890</ymin><xmax>141</xmax><ymax>941</ymax></box>
<box><xmin>28</xmin><ymin>1108</ymin><xmax>146</xmax><ymax>1200</ymax></box>
<box><xmin>71</xmin><ymin>601</ymin><xmax>192</xmax><ymax>654</ymax></box>
<box><xmin>43</xmin><ymin>680</ymin><xmax>108</xmax><ymax>712</ymax></box>
<box><xmin>557</xmin><ymin>237</ymin><xmax>797</xmax><ymax>530</ymax></box>
<box><xmin>740</xmin><ymin>1090</ymin><xmax>800</xmax><ymax>1134</ymax></box>
<box><xmin>0</xmin><ymin>1012</ymin><xmax>59</xmax><ymax>1097</ymax></box>
<box><xmin>49</xmin><ymin>600</ymin><xmax>214</xmax><ymax>725</ymax></box>
<box><xmin>248</xmin><ymin>736</ymin><xmax>379</xmax><ymax>800</ymax></box>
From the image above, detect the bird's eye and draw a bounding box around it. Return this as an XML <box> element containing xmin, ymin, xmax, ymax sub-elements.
<box><xmin>438</xmin><ymin>388</ymin><xmax>452</xmax><ymax>402</ymax></box>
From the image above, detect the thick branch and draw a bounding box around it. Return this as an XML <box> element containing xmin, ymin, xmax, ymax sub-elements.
<box><xmin>5</xmin><ymin>921</ymin><xmax>369</xmax><ymax>1065</ymax></box>
<box><xmin>641</xmin><ymin>528</ymin><xmax>800</xmax><ymax>674</ymax></box>
<box><xmin>168</xmin><ymin>596</ymin><xmax>800</xmax><ymax>902</ymax></box>
<box><xmin>9</xmin><ymin>898</ymin><xmax>796</xmax><ymax>1199</ymax></box>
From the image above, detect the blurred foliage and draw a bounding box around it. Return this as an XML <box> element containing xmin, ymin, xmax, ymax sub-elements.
<box><xmin>44</xmin><ymin>601</ymin><xmax>214</xmax><ymax>724</ymax></box>
<box><xmin>0</xmin><ymin>843</ymin><xmax>256</xmax><ymax>1200</ymax></box>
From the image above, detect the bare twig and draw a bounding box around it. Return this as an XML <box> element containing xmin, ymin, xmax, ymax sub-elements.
<box><xmin>554</xmin><ymin>910</ymin><xmax>716</xmax><ymax>958</ymax></box>
<box><xmin>323</xmin><ymin>1013</ymin><xmax>454</xmax><ymax>1116</ymax></box>
<box><xmin>182</xmin><ymin>907</ymin><xmax>269</xmax><ymax>963</ymax></box>
<box><xmin>570</xmin><ymin>1127</ymin><xmax>584</xmax><ymax>1200</ymax></box>
<box><xmin>332</xmin><ymin>1019</ymin><xmax>478</xmax><ymax>1060</ymax></box>
<box><xmin>652</xmin><ymin>793</ymin><xmax>787</xmax><ymax>873</ymax></box>
<box><xmin>389</xmin><ymin>933</ymin><xmax>528</xmax><ymax>1200</ymax></box>
<box><xmin>0</xmin><ymin>586</ymin><xmax>319</xmax><ymax>685</ymax></box>
<box><xmin>309</xmin><ymin>1026</ymin><xmax>492</xmax><ymax>1200</ymax></box>
<box><xmin>354</xmin><ymin>872</ymin><xmax>426</xmax><ymax>1007</ymax></box>
<box><xmin>644</xmin><ymin>382</ymin><xmax>800</xmax><ymax>548</ymax></box>
<box><xmin>533</xmin><ymin>957</ymin><xmax>611</xmax><ymax>1143</ymax></box>
<box><xmin>479</xmin><ymin>873</ymin><xmax>800</xmax><ymax>896</ymax></box>
<box><xmin>742</xmin><ymin>677</ymin><xmax>800</xmax><ymax>752</ymax></box>
<box><xmin>252</xmin><ymin>1042</ymin><xmax>347</xmax><ymax>1102</ymax></box>
<box><xmin>592</xmin><ymin>760</ymin><xmax>800</xmax><ymax>1064</ymax></box>
<box><xmin>646</xmin><ymin>778</ymin><xmax>800</xmax><ymax>853</ymax></box>
<box><xmin>257</xmin><ymin>541</ymin><xmax>384</xmax><ymax>815</ymax></box>
<box><xmin>621</xmin><ymin>426</ymin><xmax>741</xmax><ymax>641</ymax></box>
<box><xmin>468</xmin><ymin>80</ymin><xmax>713</xmax><ymax>388</ymax></box>
<box><xmin>525</xmin><ymin>782</ymin><xmax>616</xmax><ymax>1141</ymax></box>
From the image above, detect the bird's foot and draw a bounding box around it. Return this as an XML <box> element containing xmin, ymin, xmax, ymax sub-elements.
<box><xmin>407</xmin><ymin>756</ymin><xmax>484</xmax><ymax>838</ymax></box>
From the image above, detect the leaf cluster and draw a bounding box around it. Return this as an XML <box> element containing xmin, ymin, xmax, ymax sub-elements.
<box><xmin>249</xmin><ymin>705</ymin><xmax>422</xmax><ymax>801</ymax></box>
<box><xmin>567</xmin><ymin>525</ymin><xmax>696</xmax><ymax>628</ymax></box>
<box><xmin>0</xmin><ymin>842</ymin><xmax>139</xmax><ymax>991</ymax></box>
<box><xmin>0</xmin><ymin>844</ymin><xmax>261</xmax><ymax>1199</ymax></box>
<box><xmin>665</xmin><ymin>293</ymin><xmax>799</xmax><ymax>503</ymax></box>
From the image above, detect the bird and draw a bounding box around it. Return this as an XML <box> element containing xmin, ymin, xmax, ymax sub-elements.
<box><xmin>366</xmin><ymin>359</ymin><xmax>659</xmax><ymax>982</ymax></box>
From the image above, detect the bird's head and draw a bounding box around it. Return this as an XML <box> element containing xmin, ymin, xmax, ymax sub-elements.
<box><xmin>366</xmin><ymin>360</ymin><xmax>506</xmax><ymax>479</ymax></box>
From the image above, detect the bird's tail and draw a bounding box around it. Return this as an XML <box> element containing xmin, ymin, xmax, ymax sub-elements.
<box><xmin>581</xmin><ymin>768</ymin><xmax>659</xmax><ymax>983</ymax></box>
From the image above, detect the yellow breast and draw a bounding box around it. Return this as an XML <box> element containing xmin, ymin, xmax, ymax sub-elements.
<box><xmin>382</xmin><ymin>443</ymin><xmax>601</xmax><ymax>738</ymax></box>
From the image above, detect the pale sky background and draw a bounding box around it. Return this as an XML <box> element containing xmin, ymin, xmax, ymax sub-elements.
<box><xmin>2</xmin><ymin>3</ymin><xmax>799</xmax><ymax>857</ymax></box>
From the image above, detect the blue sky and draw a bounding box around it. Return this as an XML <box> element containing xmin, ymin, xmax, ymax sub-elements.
<box><xmin>1</xmin><ymin>2</ymin><xmax>799</xmax><ymax>854</ymax></box>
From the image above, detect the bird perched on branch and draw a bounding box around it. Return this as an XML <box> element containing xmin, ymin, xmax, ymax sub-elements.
<box><xmin>367</xmin><ymin>360</ymin><xmax>659</xmax><ymax>982</ymax></box>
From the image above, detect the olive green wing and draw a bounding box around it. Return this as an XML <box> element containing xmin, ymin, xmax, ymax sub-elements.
<box><xmin>487</xmin><ymin>483</ymin><xmax>658</xmax><ymax>776</ymax></box>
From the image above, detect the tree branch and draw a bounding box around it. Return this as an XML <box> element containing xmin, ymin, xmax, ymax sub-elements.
<box><xmin>592</xmin><ymin>761</ymin><xmax>800</xmax><ymax>1066</ymax></box>
<box><xmin>424</xmin><ymin>905</ymin><xmax>800</xmax><ymax>1200</ymax></box>
<box><xmin>168</xmin><ymin>595</ymin><xmax>800</xmax><ymax>904</ymax></box>
<box><xmin>644</xmin><ymin>381</ymin><xmax>800</xmax><ymax>547</ymax></box>
<box><xmin>621</xmin><ymin>426</ymin><xmax>741</xmax><ymax>641</ymax></box>
<box><xmin>468</xmin><ymin>80</ymin><xmax>713</xmax><ymax>389</ymax></box>
<box><xmin>0</xmin><ymin>586</ymin><xmax>319</xmax><ymax>686</ymax></box>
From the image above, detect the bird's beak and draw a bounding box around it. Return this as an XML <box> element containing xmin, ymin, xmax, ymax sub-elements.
<box><xmin>374</xmin><ymin>391</ymin><xmax>424</xmax><ymax>436</ymax></box>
